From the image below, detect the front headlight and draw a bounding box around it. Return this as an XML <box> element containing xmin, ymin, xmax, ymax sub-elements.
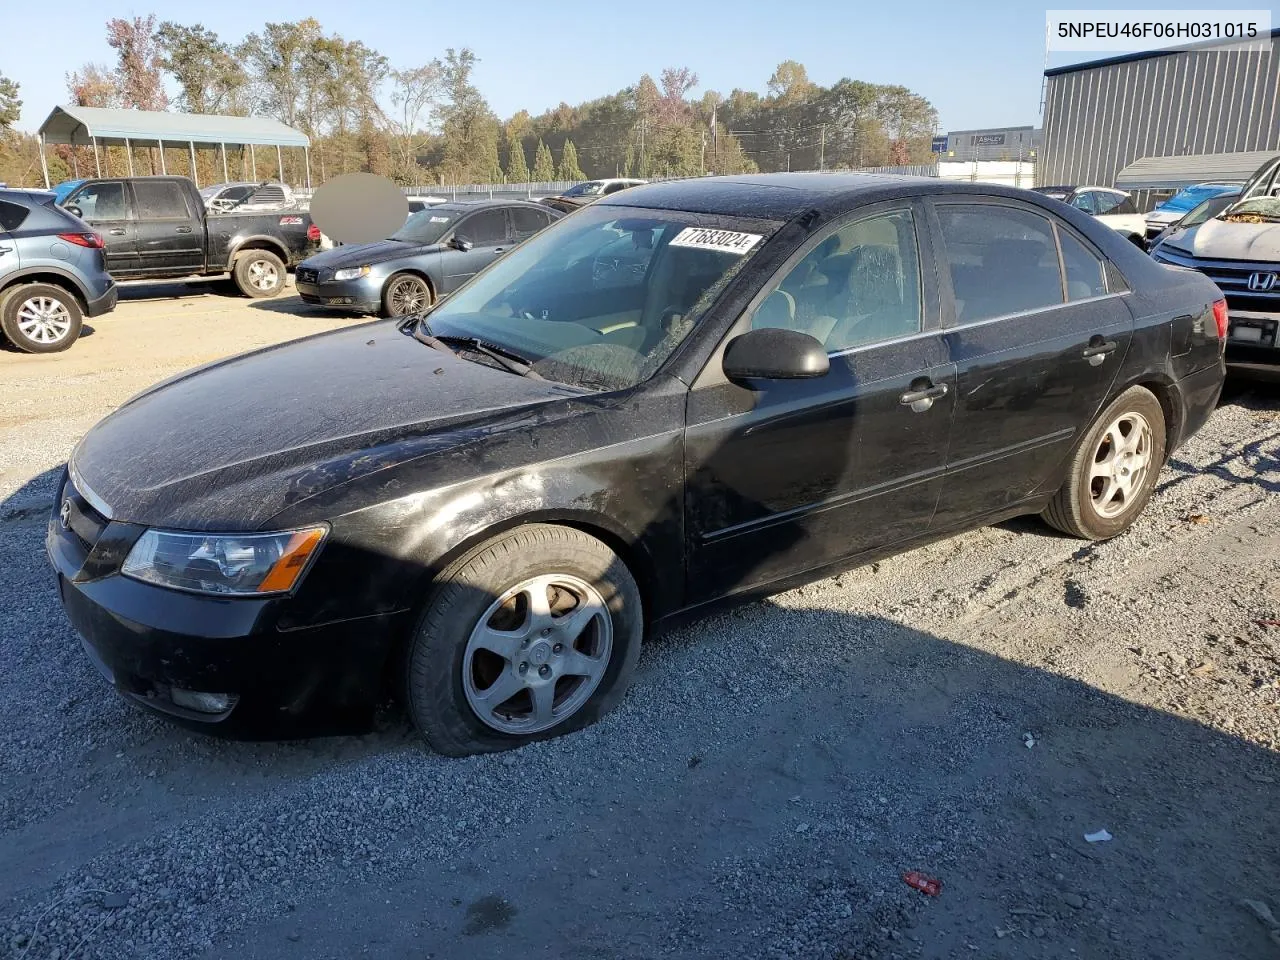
<box><xmin>332</xmin><ymin>265</ymin><xmax>371</xmax><ymax>281</ymax></box>
<box><xmin>121</xmin><ymin>526</ymin><xmax>327</xmax><ymax>596</ymax></box>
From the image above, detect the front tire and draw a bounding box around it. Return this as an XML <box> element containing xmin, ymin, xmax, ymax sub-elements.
<box><xmin>381</xmin><ymin>273</ymin><xmax>433</xmax><ymax>318</ymax></box>
<box><xmin>232</xmin><ymin>250</ymin><xmax>286</xmax><ymax>298</ymax></box>
<box><xmin>1042</xmin><ymin>385</ymin><xmax>1166</xmax><ymax>540</ymax></box>
<box><xmin>0</xmin><ymin>283</ymin><xmax>84</xmax><ymax>353</ymax></box>
<box><xmin>405</xmin><ymin>524</ymin><xmax>643</xmax><ymax>756</ymax></box>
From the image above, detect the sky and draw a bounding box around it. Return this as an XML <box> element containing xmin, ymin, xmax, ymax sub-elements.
<box><xmin>6</xmin><ymin>0</ymin><xmax>1278</xmax><ymax>134</ymax></box>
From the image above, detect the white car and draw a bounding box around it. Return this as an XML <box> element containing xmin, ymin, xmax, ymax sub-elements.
<box><xmin>559</xmin><ymin>178</ymin><xmax>648</xmax><ymax>199</ymax></box>
<box><xmin>200</xmin><ymin>181</ymin><xmax>296</xmax><ymax>213</ymax></box>
<box><xmin>1032</xmin><ymin>185</ymin><xmax>1147</xmax><ymax>246</ymax></box>
<box><xmin>406</xmin><ymin>195</ymin><xmax>448</xmax><ymax>215</ymax></box>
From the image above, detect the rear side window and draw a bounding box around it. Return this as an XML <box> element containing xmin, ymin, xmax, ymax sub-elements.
<box><xmin>1093</xmin><ymin>192</ymin><xmax>1129</xmax><ymax>215</ymax></box>
<box><xmin>510</xmin><ymin>207</ymin><xmax>550</xmax><ymax>239</ymax></box>
<box><xmin>134</xmin><ymin>181</ymin><xmax>191</xmax><ymax>220</ymax></box>
<box><xmin>0</xmin><ymin>199</ymin><xmax>29</xmax><ymax>231</ymax></box>
<box><xmin>1058</xmin><ymin>228</ymin><xmax>1107</xmax><ymax>300</ymax></box>
<box><xmin>937</xmin><ymin>204</ymin><xmax>1064</xmax><ymax>323</ymax></box>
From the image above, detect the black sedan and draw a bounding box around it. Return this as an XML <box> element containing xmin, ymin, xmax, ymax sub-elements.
<box><xmin>294</xmin><ymin>199</ymin><xmax>562</xmax><ymax>316</ymax></box>
<box><xmin>49</xmin><ymin>174</ymin><xmax>1226</xmax><ymax>754</ymax></box>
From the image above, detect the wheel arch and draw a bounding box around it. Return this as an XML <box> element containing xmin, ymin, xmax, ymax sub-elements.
<box><xmin>226</xmin><ymin>237</ymin><xmax>289</xmax><ymax>269</ymax></box>
<box><xmin>0</xmin><ymin>269</ymin><xmax>89</xmax><ymax>310</ymax></box>
<box><xmin>382</xmin><ymin>268</ymin><xmax>436</xmax><ymax>303</ymax></box>
<box><xmin>1108</xmin><ymin>372</ymin><xmax>1182</xmax><ymax>457</ymax></box>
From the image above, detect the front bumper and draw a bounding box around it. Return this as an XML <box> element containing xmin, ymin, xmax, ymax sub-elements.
<box><xmin>295</xmin><ymin>276</ymin><xmax>382</xmax><ymax>313</ymax></box>
<box><xmin>85</xmin><ymin>280</ymin><xmax>118</xmax><ymax>318</ymax></box>
<box><xmin>47</xmin><ymin>478</ymin><xmax>405</xmax><ymax>736</ymax></box>
<box><xmin>1224</xmin><ymin>310</ymin><xmax>1280</xmax><ymax>367</ymax></box>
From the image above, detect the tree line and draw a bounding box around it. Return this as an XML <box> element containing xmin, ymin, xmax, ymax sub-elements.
<box><xmin>0</xmin><ymin>16</ymin><xmax>938</xmax><ymax>189</ymax></box>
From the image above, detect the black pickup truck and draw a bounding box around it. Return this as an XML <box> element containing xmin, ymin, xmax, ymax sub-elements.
<box><xmin>61</xmin><ymin>176</ymin><xmax>319</xmax><ymax>298</ymax></box>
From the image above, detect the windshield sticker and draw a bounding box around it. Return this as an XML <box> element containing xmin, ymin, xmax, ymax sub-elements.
<box><xmin>669</xmin><ymin>227</ymin><xmax>763</xmax><ymax>255</ymax></box>
<box><xmin>429</xmin><ymin>216</ymin><xmax>450</xmax><ymax>223</ymax></box>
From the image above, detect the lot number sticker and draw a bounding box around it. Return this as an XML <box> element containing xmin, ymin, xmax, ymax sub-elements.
<box><xmin>429</xmin><ymin>216</ymin><xmax>450</xmax><ymax>223</ymax></box>
<box><xmin>669</xmin><ymin>227</ymin><xmax>763</xmax><ymax>255</ymax></box>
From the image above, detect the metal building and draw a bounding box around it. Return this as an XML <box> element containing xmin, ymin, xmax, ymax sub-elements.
<box><xmin>1040</xmin><ymin>29</ymin><xmax>1280</xmax><ymax>207</ymax></box>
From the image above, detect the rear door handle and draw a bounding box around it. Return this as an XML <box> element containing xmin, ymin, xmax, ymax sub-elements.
<box><xmin>0</xmin><ymin>246</ymin><xmax>11</xmax><ymax>254</ymax></box>
<box><xmin>900</xmin><ymin>381</ymin><xmax>949</xmax><ymax>412</ymax></box>
<box><xmin>1082</xmin><ymin>338</ymin><xmax>1118</xmax><ymax>365</ymax></box>
<box><xmin>176</xmin><ymin>226</ymin><xmax>193</xmax><ymax>234</ymax></box>
<box><xmin>108</xmin><ymin>228</ymin><xmax>126</xmax><ymax>236</ymax></box>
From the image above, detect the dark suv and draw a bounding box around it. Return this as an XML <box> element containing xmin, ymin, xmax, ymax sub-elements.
<box><xmin>0</xmin><ymin>188</ymin><xmax>117</xmax><ymax>352</ymax></box>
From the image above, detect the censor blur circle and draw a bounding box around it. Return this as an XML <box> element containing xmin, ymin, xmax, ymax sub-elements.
<box><xmin>309</xmin><ymin>173</ymin><xmax>407</xmax><ymax>245</ymax></box>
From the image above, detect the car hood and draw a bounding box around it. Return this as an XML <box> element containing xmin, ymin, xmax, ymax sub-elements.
<box><xmin>301</xmin><ymin>240</ymin><xmax>436</xmax><ymax>271</ymax></box>
<box><xmin>71</xmin><ymin>323</ymin><xmax>580</xmax><ymax>529</ymax></box>
<box><xmin>1165</xmin><ymin>218</ymin><xmax>1280</xmax><ymax>260</ymax></box>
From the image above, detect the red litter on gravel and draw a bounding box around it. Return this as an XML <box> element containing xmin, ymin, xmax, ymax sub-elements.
<box><xmin>903</xmin><ymin>871</ymin><xmax>942</xmax><ymax>896</ymax></box>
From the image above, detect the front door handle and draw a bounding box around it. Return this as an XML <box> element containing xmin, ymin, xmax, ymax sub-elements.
<box><xmin>899</xmin><ymin>380</ymin><xmax>949</xmax><ymax>413</ymax></box>
<box><xmin>1082</xmin><ymin>338</ymin><xmax>1118</xmax><ymax>366</ymax></box>
<box><xmin>108</xmin><ymin>228</ymin><xmax>126</xmax><ymax>236</ymax></box>
<box><xmin>0</xmin><ymin>246</ymin><xmax>11</xmax><ymax>254</ymax></box>
<box><xmin>175</xmin><ymin>226</ymin><xmax>193</xmax><ymax>234</ymax></box>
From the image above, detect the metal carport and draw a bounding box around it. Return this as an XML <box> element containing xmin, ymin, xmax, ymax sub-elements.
<box><xmin>1113</xmin><ymin>150</ymin><xmax>1280</xmax><ymax>192</ymax></box>
<box><xmin>36</xmin><ymin>106</ymin><xmax>311</xmax><ymax>189</ymax></box>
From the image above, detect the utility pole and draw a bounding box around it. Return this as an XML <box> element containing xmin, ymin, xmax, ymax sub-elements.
<box><xmin>701</xmin><ymin>130</ymin><xmax>707</xmax><ymax>173</ymax></box>
<box><xmin>819</xmin><ymin>124</ymin><xmax>826</xmax><ymax>171</ymax></box>
<box><xmin>711</xmin><ymin>102</ymin><xmax>718</xmax><ymax>173</ymax></box>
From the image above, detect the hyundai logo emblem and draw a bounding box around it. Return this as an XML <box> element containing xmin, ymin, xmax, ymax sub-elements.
<box><xmin>1247</xmin><ymin>271</ymin><xmax>1278</xmax><ymax>292</ymax></box>
<box><xmin>59</xmin><ymin>498</ymin><xmax>72</xmax><ymax>530</ymax></box>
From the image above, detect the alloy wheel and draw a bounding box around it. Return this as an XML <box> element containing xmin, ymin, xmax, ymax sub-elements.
<box><xmin>462</xmin><ymin>573</ymin><xmax>613</xmax><ymax>734</ymax></box>
<box><xmin>247</xmin><ymin>259</ymin><xmax>280</xmax><ymax>291</ymax></box>
<box><xmin>389</xmin><ymin>278</ymin><xmax>427</xmax><ymax>315</ymax></box>
<box><xmin>15</xmin><ymin>296</ymin><xmax>72</xmax><ymax>345</ymax></box>
<box><xmin>1089</xmin><ymin>411</ymin><xmax>1153</xmax><ymax>519</ymax></box>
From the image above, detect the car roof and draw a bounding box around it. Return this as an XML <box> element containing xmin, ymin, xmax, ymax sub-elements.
<box><xmin>0</xmin><ymin>188</ymin><xmax>49</xmax><ymax>205</ymax></box>
<box><xmin>430</xmin><ymin>198</ymin><xmax>557</xmax><ymax>214</ymax></box>
<box><xmin>600</xmin><ymin>172</ymin><xmax>1061</xmax><ymax>221</ymax></box>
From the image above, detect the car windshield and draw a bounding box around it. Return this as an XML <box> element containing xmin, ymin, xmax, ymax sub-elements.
<box><xmin>562</xmin><ymin>181</ymin><xmax>607</xmax><ymax>197</ymax></box>
<box><xmin>198</xmin><ymin>185</ymin><xmax>224</xmax><ymax>199</ymax></box>
<box><xmin>1157</xmin><ymin>185</ymin><xmax>1235</xmax><ymax>213</ymax></box>
<box><xmin>420</xmin><ymin>204</ymin><xmax>779</xmax><ymax>391</ymax></box>
<box><xmin>1179</xmin><ymin>193</ymin><xmax>1239</xmax><ymax>227</ymax></box>
<box><xmin>390</xmin><ymin>209</ymin><xmax>457</xmax><ymax>243</ymax></box>
<box><xmin>1222</xmin><ymin>196</ymin><xmax>1280</xmax><ymax>222</ymax></box>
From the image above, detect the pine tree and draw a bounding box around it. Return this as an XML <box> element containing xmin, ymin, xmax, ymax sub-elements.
<box><xmin>506</xmin><ymin>139</ymin><xmax>530</xmax><ymax>182</ymax></box>
<box><xmin>531</xmin><ymin>139</ymin><xmax>556</xmax><ymax>182</ymax></box>
<box><xmin>556</xmin><ymin>138</ymin><xmax>585</xmax><ymax>180</ymax></box>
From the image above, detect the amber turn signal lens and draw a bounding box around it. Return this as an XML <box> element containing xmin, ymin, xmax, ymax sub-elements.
<box><xmin>256</xmin><ymin>527</ymin><xmax>327</xmax><ymax>593</ymax></box>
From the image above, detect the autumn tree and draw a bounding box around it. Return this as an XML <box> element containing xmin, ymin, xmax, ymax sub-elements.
<box><xmin>556</xmin><ymin>139</ymin><xmax>584</xmax><ymax>180</ymax></box>
<box><xmin>506</xmin><ymin>138</ymin><xmax>530</xmax><ymax>182</ymax></box>
<box><xmin>531</xmin><ymin>139</ymin><xmax>555</xmax><ymax>181</ymax></box>
<box><xmin>383</xmin><ymin>62</ymin><xmax>443</xmax><ymax>183</ymax></box>
<box><xmin>106</xmin><ymin>16</ymin><xmax>168</xmax><ymax>110</ymax></box>
<box><xmin>67</xmin><ymin>64</ymin><xmax>122</xmax><ymax>108</ymax></box>
<box><xmin>0</xmin><ymin>75</ymin><xmax>20</xmax><ymax>131</ymax></box>
<box><xmin>156</xmin><ymin>23</ymin><xmax>249</xmax><ymax>114</ymax></box>
<box><xmin>437</xmin><ymin>48</ymin><xmax>500</xmax><ymax>183</ymax></box>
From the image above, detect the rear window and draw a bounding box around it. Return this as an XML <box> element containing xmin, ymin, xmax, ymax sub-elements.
<box><xmin>0</xmin><ymin>199</ymin><xmax>29</xmax><ymax>232</ymax></box>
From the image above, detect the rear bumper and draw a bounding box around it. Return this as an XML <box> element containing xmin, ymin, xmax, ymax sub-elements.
<box><xmin>295</xmin><ymin>278</ymin><xmax>381</xmax><ymax>313</ymax></box>
<box><xmin>1172</xmin><ymin>359</ymin><xmax>1225</xmax><ymax>450</ymax></box>
<box><xmin>84</xmin><ymin>280</ymin><xmax>117</xmax><ymax>318</ymax></box>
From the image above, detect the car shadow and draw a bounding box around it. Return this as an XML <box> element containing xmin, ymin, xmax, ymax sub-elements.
<box><xmin>246</xmin><ymin>296</ymin><xmax>373</xmax><ymax>319</ymax></box>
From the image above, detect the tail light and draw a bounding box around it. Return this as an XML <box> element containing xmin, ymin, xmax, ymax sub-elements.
<box><xmin>58</xmin><ymin>232</ymin><xmax>104</xmax><ymax>249</ymax></box>
<box><xmin>306</xmin><ymin>224</ymin><xmax>321</xmax><ymax>242</ymax></box>
<box><xmin>1210</xmin><ymin>299</ymin><xmax>1228</xmax><ymax>338</ymax></box>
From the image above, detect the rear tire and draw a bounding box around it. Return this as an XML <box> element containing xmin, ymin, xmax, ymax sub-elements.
<box><xmin>232</xmin><ymin>250</ymin><xmax>286</xmax><ymax>298</ymax></box>
<box><xmin>405</xmin><ymin>524</ymin><xmax>643</xmax><ymax>756</ymax></box>
<box><xmin>0</xmin><ymin>283</ymin><xmax>84</xmax><ymax>353</ymax></box>
<box><xmin>381</xmin><ymin>273</ymin><xmax>433</xmax><ymax>318</ymax></box>
<box><xmin>1042</xmin><ymin>385</ymin><xmax>1166</xmax><ymax>540</ymax></box>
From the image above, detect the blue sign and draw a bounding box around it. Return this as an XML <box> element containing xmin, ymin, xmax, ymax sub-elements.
<box><xmin>931</xmin><ymin>136</ymin><xmax>947</xmax><ymax>154</ymax></box>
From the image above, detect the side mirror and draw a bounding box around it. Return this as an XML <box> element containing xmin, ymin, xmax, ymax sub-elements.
<box><xmin>66</xmin><ymin>205</ymin><xmax>83</xmax><ymax>219</ymax></box>
<box><xmin>722</xmin><ymin>328</ymin><xmax>830</xmax><ymax>385</ymax></box>
<box><xmin>450</xmin><ymin>236</ymin><xmax>473</xmax><ymax>252</ymax></box>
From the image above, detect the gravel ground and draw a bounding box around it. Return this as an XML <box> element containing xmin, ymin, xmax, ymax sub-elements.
<box><xmin>1</xmin><ymin>294</ymin><xmax>1278</xmax><ymax>959</ymax></box>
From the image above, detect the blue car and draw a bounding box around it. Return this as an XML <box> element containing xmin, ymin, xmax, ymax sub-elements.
<box><xmin>51</xmin><ymin>179</ymin><xmax>87</xmax><ymax>205</ymax></box>
<box><xmin>1144</xmin><ymin>183</ymin><xmax>1239</xmax><ymax>238</ymax></box>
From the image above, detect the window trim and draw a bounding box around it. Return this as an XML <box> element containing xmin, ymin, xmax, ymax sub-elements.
<box><xmin>929</xmin><ymin>196</ymin><xmax>1108</xmax><ymax>329</ymax></box>
<box><xmin>129</xmin><ymin>180</ymin><xmax>193</xmax><ymax>221</ymax></box>
<box><xmin>1053</xmin><ymin>220</ymin><xmax>1110</xmax><ymax>300</ymax></box>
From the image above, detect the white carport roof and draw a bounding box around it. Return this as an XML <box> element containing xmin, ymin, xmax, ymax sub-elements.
<box><xmin>38</xmin><ymin>106</ymin><xmax>309</xmax><ymax>148</ymax></box>
<box><xmin>1114</xmin><ymin>151</ymin><xmax>1279</xmax><ymax>191</ymax></box>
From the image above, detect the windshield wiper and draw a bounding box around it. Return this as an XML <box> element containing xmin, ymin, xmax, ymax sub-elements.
<box><xmin>433</xmin><ymin>334</ymin><xmax>545</xmax><ymax>380</ymax></box>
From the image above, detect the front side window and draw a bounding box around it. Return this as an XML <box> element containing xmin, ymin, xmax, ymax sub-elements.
<box><xmin>133</xmin><ymin>181</ymin><xmax>191</xmax><ymax>219</ymax></box>
<box><xmin>68</xmin><ymin>182</ymin><xmax>127</xmax><ymax>220</ymax></box>
<box><xmin>455</xmin><ymin>210</ymin><xmax>508</xmax><ymax>245</ymax></box>
<box><xmin>937</xmin><ymin>204</ymin><xmax>1064</xmax><ymax>323</ymax></box>
<box><xmin>1092</xmin><ymin>191</ymin><xmax>1128</xmax><ymax>215</ymax></box>
<box><xmin>1069</xmin><ymin>192</ymin><xmax>1098</xmax><ymax>215</ymax></box>
<box><xmin>756</xmin><ymin>209</ymin><xmax>922</xmax><ymax>352</ymax></box>
<box><xmin>422</xmin><ymin>205</ymin><xmax>778</xmax><ymax>390</ymax></box>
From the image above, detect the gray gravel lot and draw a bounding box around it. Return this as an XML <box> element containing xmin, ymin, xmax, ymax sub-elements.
<box><xmin>2</xmin><ymin>291</ymin><xmax>1279</xmax><ymax>959</ymax></box>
